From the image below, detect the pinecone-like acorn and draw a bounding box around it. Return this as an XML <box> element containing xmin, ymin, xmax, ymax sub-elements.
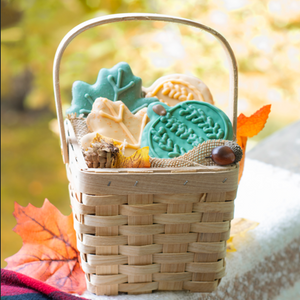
<box><xmin>224</xmin><ymin>141</ymin><xmax>243</xmax><ymax>163</ymax></box>
<box><xmin>207</xmin><ymin>141</ymin><xmax>243</xmax><ymax>166</ymax></box>
<box><xmin>84</xmin><ymin>148</ymin><xmax>100</xmax><ymax>168</ymax></box>
<box><xmin>84</xmin><ymin>140</ymin><xmax>119</xmax><ymax>168</ymax></box>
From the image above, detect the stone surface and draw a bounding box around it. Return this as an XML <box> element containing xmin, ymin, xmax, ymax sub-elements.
<box><xmin>248</xmin><ymin>120</ymin><xmax>300</xmax><ymax>174</ymax></box>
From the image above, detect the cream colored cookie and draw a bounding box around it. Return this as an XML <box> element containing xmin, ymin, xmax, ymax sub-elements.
<box><xmin>81</xmin><ymin>97</ymin><xmax>148</xmax><ymax>157</ymax></box>
<box><xmin>143</xmin><ymin>74</ymin><xmax>214</xmax><ymax>106</ymax></box>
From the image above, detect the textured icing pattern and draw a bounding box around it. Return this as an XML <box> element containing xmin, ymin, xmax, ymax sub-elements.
<box><xmin>107</xmin><ymin>68</ymin><xmax>135</xmax><ymax>102</ymax></box>
<box><xmin>162</xmin><ymin>81</ymin><xmax>194</xmax><ymax>101</ymax></box>
<box><xmin>66</xmin><ymin>62</ymin><xmax>158</xmax><ymax>116</ymax></box>
<box><xmin>141</xmin><ymin>101</ymin><xmax>233</xmax><ymax>159</ymax></box>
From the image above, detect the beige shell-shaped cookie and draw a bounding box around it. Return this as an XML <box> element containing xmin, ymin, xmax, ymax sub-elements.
<box><xmin>143</xmin><ymin>74</ymin><xmax>214</xmax><ymax>106</ymax></box>
<box><xmin>81</xmin><ymin>97</ymin><xmax>148</xmax><ymax>157</ymax></box>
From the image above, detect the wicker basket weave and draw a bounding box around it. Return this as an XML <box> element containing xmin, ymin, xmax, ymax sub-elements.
<box><xmin>53</xmin><ymin>13</ymin><xmax>239</xmax><ymax>295</ymax></box>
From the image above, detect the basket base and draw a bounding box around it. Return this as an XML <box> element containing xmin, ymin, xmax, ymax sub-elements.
<box><xmin>86</xmin><ymin>279</ymin><xmax>221</xmax><ymax>295</ymax></box>
<box><xmin>70</xmin><ymin>178</ymin><xmax>236</xmax><ymax>296</ymax></box>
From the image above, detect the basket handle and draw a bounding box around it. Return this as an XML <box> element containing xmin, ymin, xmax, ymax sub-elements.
<box><xmin>53</xmin><ymin>13</ymin><xmax>238</xmax><ymax>164</ymax></box>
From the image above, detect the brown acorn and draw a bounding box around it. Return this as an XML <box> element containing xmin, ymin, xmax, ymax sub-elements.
<box><xmin>207</xmin><ymin>142</ymin><xmax>243</xmax><ymax>166</ymax></box>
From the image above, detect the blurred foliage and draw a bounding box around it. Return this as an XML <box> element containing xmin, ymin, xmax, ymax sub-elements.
<box><xmin>2</xmin><ymin>0</ymin><xmax>300</xmax><ymax>117</ymax></box>
<box><xmin>1</xmin><ymin>0</ymin><xmax>300</xmax><ymax>267</ymax></box>
<box><xmin>1</xmin><ymin>115</ymin><xmax>70</xmax><ymax>267</ymax></box>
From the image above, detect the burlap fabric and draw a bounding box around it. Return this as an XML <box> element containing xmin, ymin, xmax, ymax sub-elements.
<box><xmin>150</xmin><ymin>139</ymin><xmax>226</xmax><ymax>168</ymax></box>
<box><xmin>68</xmin><ymin>116</ymin><xmax>227</xmax><ymax>168</ymax></box>
<box><xmin>67</xmin><ymin>114</ymin><xmax>90</xmax><ymax>150</ymax></box>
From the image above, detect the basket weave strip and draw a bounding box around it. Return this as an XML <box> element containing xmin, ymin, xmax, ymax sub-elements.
<box><xmin>70</xmin><ymin>185</ymin><xmax>236</xmax><ymax>295</ymax></box>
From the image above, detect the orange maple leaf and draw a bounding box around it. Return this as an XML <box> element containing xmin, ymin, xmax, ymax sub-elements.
<box><xmin>5</xmin><ymin>199</ymin><xmax>86</xmax><ymax>294</ymax></box>
<box><xmin>237</xmin><ymin>105</ymin><xmax>271</xmax><ymax>182</ymax></box>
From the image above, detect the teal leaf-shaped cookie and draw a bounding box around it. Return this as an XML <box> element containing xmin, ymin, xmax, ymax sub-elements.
<box><xmin>141</xmin><ymin>101</ymin><xmax>233</xmax><ymax>159</ymax></box>
<box><xmin>66</xmin><ymin>62</ymin><xmax>158</xmax><ymax>116</ymax></box>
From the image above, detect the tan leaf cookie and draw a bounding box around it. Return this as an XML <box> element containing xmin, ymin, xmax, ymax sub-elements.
<box><xmin>81</xmin><ymin>98</ymin><xmax>148</xmax><ymax>157</ymax></box>
<box><xmin>143</xmin><ymin>74</ymin><xmax>214</xmax><ymax>106</ymax></box>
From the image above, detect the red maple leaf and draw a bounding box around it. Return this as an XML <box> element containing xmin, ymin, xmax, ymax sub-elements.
<box><xmin>5</xmin><ymin>199</ymin><xmax>86</xmax><ymax>294</ymax></box>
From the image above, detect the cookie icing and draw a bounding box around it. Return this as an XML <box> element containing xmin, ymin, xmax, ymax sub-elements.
<box><xmin>141</xmin><ymin>101</ymin><xmax>233</xmax><ymax>159</ymax></box>
<box><xmin>81</xmin><ymin>98</ymin><xmax>148</xmax><ymax>157</ymax></box>
<box><xmin>66</xmin><ymin>62</ymin><xmax>159</xmax><ymax>116</ymax></box>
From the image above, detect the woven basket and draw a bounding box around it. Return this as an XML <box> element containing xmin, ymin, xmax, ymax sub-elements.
<box><xmin>53</xmin><ymin>13</ymin><xmax>239</xmax><ymax>296</ymax></box>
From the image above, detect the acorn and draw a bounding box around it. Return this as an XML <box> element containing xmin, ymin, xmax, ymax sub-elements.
<box><xmin>207</xmin><ymin>141</ymin><xmax>243</xmax><ymax>166</ymax></box>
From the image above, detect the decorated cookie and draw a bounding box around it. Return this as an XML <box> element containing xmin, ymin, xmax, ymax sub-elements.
<box><xmin>81</xmin><ymin>98</ymin><xmax>148</xmax><ymax>157</ymax></box>
<box><xmin>141</xmin><ymin>101</ymin><xmax>233</xmax><ymax>159</ymax></box>
<box><xmin>66</xmin><ymin>62</ymin><xmax>159</xmax><ymax>116</ymax></box>
<box><xmin>143</xmin><ymin>74</ymin><xmax>214</xmax><ymax>107</ymax></box>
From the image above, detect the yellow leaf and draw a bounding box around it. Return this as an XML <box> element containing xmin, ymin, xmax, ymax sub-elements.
<box><xmin>92</xmin><ymin>133</ymin><xmax>120</xmax><ymax>148</ymax></box>
<box><xmin>113</xmin><ymin>147</ymin><xmax>151</xmax><ymax>168</ymax></box>
<box><xmin>226</xmin><ymin>237</ymin><xmax>237</xmax><ymax>252</ymax></box>
<box><xmin>227</xmin><ymin>218</ymin><xmax>259</xmax><ymax>252</ymax></box>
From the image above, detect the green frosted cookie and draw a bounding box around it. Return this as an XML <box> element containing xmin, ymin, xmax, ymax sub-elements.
<box><xmin>141</xmin><ymin>101</ymin><xmax>233</xmax><ymax>159</ymax></box>
<box><xmin>66</xmin><ymin>62</ymin><xmax>158</xmax><ymax>116</ymax></box>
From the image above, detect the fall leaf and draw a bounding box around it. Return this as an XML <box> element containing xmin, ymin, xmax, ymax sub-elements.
<box><xmin>237</xmin><ymin>105</ymin><xmax>271</xmax><ymax>182</ymax></box>
<box><xmin>230</xmin><ymin>218</ymin><xmax>259</xmax><ymax>236</ymax></box>
<box><xmin>5</xmin><ymin>199</ymin><xmax>86</xmax><ymax>294</ymax></box>
<box><xmin>81</xmin><ymin>98</ymin><xmax>148</xmax><ymax>157</ymax></box>
<box><xmin>91</xmin><ymin>132</ymin><xmax>120</xmax><ymax>147</ymax></box>
<box><xmin>226</xmin><ymin>236</ymin><xmax>237</xmax><ymax>252</ymax></box>
<box><xmin>227</xmin><ymin>218</ymin><xmax>259</xmax><ymax>252</ymax></box>
<box><xmin>66</xmin><ymin>62</ymin><xmax>158</xmax><ymax>116</ymax></box>
<box><xmin>237</xmin><ymin>105</ymin><xmax>272</xmax><ymax>138</ymax></box>
<box><xmin>237</xmin><ymin>136</ymin><xmax>248</xmax><ymax>183</ymax></box>
<box><xmin>113</xmin><ymin>146</ymin><xmax>151</xmax><ymax>168</ymax></box>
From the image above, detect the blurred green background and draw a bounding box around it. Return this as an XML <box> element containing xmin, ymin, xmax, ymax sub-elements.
<box><xmin>2</xmin><ymin>0</ymin><xmax>300</xmax><ymax>268</ymax></box>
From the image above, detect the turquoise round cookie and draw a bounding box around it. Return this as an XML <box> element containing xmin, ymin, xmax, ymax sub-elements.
<box><xmin>141</xmin><ymin>101</ymin><xmax>233</xmax><ymax>159</ymax></box>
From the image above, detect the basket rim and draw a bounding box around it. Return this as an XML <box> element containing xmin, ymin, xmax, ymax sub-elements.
<box><xmin>82</xmin><ymin>164</ymin><xmax>238</xmax><ymax>174</ymax></box>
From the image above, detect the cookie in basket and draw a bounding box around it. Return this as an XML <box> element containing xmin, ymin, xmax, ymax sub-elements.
<box><xmin>81</xmin><ymin>97</ymin><xmax>148</xmax><ymax>157</ymax></box>
<box><xmin>143</xmin><ymin>74</ymin><xmax>214</xmax><ymax>106</ymax></box>
<box><xmin>66</xmin><ymin>62</ymin><xmax>159</xmax><ymax>116</ymax></box>
<box><xmin>141</xmin><ymin>101</ymin><xmax>233</xmax><ymax>159</ymax></box>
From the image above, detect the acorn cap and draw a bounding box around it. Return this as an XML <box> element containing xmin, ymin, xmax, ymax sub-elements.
<box><xmin>224</xmin><ymin>141</ymin><xmax>243</xmax><ymax>163</ymax></box>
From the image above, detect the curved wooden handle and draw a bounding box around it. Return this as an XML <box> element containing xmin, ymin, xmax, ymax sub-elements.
<box><xmin>53</xmin><ymin>13</ymin><xmax>238</xmax><ymax>164</ymax></box>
